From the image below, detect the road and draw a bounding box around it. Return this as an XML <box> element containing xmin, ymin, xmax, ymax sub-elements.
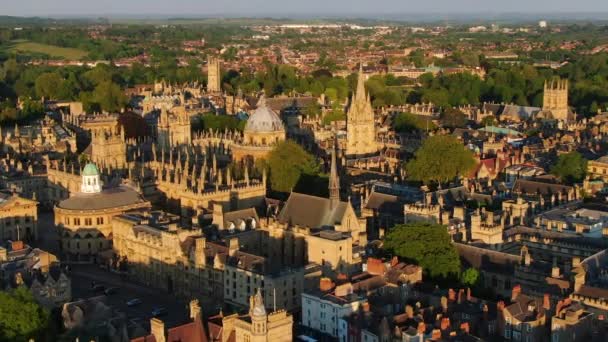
<box><xmin>70</xmin><ymin>264</ymin><xmax>190</xmax><ymax>327</ymax></box>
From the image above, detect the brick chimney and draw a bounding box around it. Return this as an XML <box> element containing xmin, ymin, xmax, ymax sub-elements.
<box><xmin>417</xmin><ymin>322</ymin><xmax>426</xmax><ymax>335</ymax></box>
<box><xmin>150</xmin><ymin>318</ymin><xmax>166</xmax><ymax>342</ymax></box>
<box><xmin>497</xmin><ymin>301</ymin><xmax>505</xmax><ymax>312</ymax></box>
<box><xmin>11</xmin><ymin>240</ymin><xmax>24</xmax><ymax>251</ymax></box>
<box><xmin>511</xmin><ymin>284</ymin><xmax>521</xmax><ymax>300</ymax></box>
<box><xmin>440</xmin><ymin>317</ymin><xmax>450</xmax><ymax>331</ymax></box>
<box><xmin>319</xmin><ymin>277</ymin><xmax>335</xmax><ymax>292</ymax></box>
<box><xmin>431</xmin><ymin>329</ymin><xmax>441</xmax><ymax>340</ymax></box>
<box><xmin>543</xmin><ymin>294</ymin><xmax>551</xmax><ymax>311</ymax></box>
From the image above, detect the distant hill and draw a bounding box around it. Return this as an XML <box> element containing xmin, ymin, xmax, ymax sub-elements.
<box><xmin>0</xmin><ymin>16</ymin><xmax>108</xmax><ymax>27</ymax></box>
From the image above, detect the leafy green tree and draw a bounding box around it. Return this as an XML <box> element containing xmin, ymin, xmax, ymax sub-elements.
<box><xmin>551</xmin><ymin>151</ymin><xmax>588</xmax><ymax>184</ymax></box>
<box><xmin>0</xmin><ymin>286</ymin><xmax>50</xmax><ymax>341</ymax></box>
<box><xmin>393</xmin><ymin>112</ymin><xmax>435</xmax><ymax>133</ymax></box>
<box><xmin>197</xmin><ymin>114</ymin><xmax>245</xmax><ymax>132</ymax></box>
<box><xmin>384</xmin><ymin>222</ymin><xmax>461</xmax><ymax>280</ymax></box>
<box><xmin>461</xmin><ymin>268</ymin><xmax>480</xmax><ymax>287</ymax></box>
<box><xmin>266</xmin><ymin>140</ymin><xmax>320</xmax><ymax>193</ymax></box>
<box><xmin>406</xmin><ymin>135</ymin><xmax>477</xmax><ymax>186</ymax></box>
<box><xmin>92</xmin><ymin>81</ymin><xmax>127</xmax><ymax>113</ymax></box>
<box><xmin>35</xmin><ymin>72</ymin><xmax>63</xmax><ymax>100</ymax></box>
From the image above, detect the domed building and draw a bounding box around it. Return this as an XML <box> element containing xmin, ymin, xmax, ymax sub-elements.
<box><xmin>54</xmin><ymin>162</ymin><xmax>151</xmax><ymax>263</ymax></box>
<box><xmin>232</xmin><ymin>97</ymin><xmax>286</xmax><ymax>161</ymax></box>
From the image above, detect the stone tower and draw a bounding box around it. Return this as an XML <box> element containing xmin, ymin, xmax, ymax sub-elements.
<box><xmin>207</xmin><ymin>56</ymin><xmax>221</xmax><ymax>93</ymax></box>
<box><xmin>543</xmin><ymin>78</ymin><xmax>570</xmax><ymax>122</ymax></box>
<box><xmin>157</xmin><ymin>106</ymin><xmax>191</xmax><ymax>151</ymax></box>
<box><xmin>81</xmin><ymin>115</ymin><xmax>127</xmax><ymax>169</ymax></box>
<box><xmin>346</xmin><ymin>65</ymin><xmax>377</xmax><ymax>157</ymax></box>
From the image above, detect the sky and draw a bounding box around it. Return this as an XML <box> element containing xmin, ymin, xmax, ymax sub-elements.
<box><xmin>3</xmin><ymin>0</ymin><xmax>608</xmax><ymax>18</ymax></box>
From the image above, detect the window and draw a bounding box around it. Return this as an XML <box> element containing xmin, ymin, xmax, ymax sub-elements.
<box><xmin>85</xmin><ymin>218</ymin><xmax>92</xmax><ymax>226</ymax></box>
<box><xmin>97</xmin><ymin>217</ymin><xmax>104</xmax><ymax>225</ymax></box>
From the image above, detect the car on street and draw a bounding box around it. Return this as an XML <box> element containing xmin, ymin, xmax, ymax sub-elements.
<box><xmin>151</xmin><ymin>307</ymin><xmax>168</xmax><ymax>317</ymax></box>
<box><xmin>126</xmin><ymin>298</ymin><xmax>142</xmax><ymax>307</ymax></box>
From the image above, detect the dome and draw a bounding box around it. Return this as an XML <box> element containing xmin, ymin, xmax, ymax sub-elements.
<box><xmin>82</xmin><ymin>163</ymin><xmax>100</xmax><ymax>176</ymax></box>
<box><xmin>244</xmin><ymin>98</ymin><xmax>285</xmax><ymax>133</ymax></box>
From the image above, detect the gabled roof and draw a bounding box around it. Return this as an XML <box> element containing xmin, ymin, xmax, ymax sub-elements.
<box><xmin>277</xmin><ymin>192</ymin><xmax>350</xmax><ymax>229</ymax></box>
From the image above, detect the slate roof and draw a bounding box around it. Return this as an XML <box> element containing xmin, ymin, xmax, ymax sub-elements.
<box><xmin>278</xmin><ymin>192</ymin><xmax>349</xmax><ymax>229</ymax></box>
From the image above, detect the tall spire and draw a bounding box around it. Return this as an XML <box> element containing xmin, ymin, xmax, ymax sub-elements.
<box><xmin>355</xmin><ymin>63</ymin><xmax>366</xmax><ymax>102</ymax></box>
<box><xmin>329</xmin><ymin>139</ymin><xmax>340</xmax><ymax>207</ymax></box>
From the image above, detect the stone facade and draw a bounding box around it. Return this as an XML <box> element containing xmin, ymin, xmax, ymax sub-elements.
<box><xmin>346</xmin><ymin>66</ymin><xmax>378</xmax><ymax>157</ymax></box>
<box><xmin>0</xmin><ymin>191</ymin><xmax>38</xmax><ymax>241</ymax></box>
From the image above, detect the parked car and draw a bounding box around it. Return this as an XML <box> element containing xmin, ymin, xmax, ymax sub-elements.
<box><xmin>126</xmin><ymin>298</ymin><xmax>142</xmax><ymax>307</ymax></box>
<box><xmin>151</xmin><ymin>307</ymin><xmax>168</xmax><ymax>317</ymax></box>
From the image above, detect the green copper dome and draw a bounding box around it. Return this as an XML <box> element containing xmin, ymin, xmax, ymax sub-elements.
<box><xmin>82</xmin><ymin>163</ymin><xmax>100</xmax><ymax>176</ymax></box>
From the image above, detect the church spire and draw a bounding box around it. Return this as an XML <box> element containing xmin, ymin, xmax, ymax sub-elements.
<box><xmin>329</xmin><ymin>139</ymin><xmax>340</xmax><ymax>207</ymax></box>
<box><xmin>355</xmin><ymin>63</ymin><xmax>366</xmax><ymax>102</ymax></box>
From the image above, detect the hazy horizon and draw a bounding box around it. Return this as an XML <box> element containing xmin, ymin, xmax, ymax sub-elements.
<box><xmin>4</xmin><ymin>0</ymin><xmax>608</xmax><ymax>19</ymax></box>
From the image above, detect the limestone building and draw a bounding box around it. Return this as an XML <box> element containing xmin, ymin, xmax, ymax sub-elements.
<box><xmin>232</xmin><ymin>97</ymin><xmax>286</xmax><ymax>161</ymax></box>
<box><xmin>54</xmin><ymin>163</ymin><xmax>150</xmax><ymax>262</ymax></box>
<box><xmin>233</xmin><ymin>289</ymin><xmax>293</xmax><ymax>342</ymax></box>
<box><xmin>81</xmin><ymin>114</ymin><xmax>128</xmax><ymax>169</ymax></box>
<box><xmin>541</xmin><ymin>78</ymin><xmax>573</xmax><ymax>122</ymax></box>
<box><xmin>346</xmin><ymin>66</ymin><xmax>378</xmax><ymax>157</ymax></box>
<box><xmin>207</xmin><ymin>56</ymin><xmax>222</xmax><ymax>93</ymax></box>
<box><xmin>157</xmin><ymin>106</ymin><xmax>192</xmax><ymax>151</ymax></box>
<box><xmin>0</xmin><ymin>191</ymin><xmax>38</xmax><ymax>241</ymax></box>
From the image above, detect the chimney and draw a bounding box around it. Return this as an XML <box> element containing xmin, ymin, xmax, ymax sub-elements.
<box><xmin>405</xmin><ymin>305</ymin><xmax>414</xmax><ymax>318</ymax></box>
<box><xmin>319</xmin><ymin>277</ymin><xmax>335</xmax><ymax>292</ymax></box>
<box><xmin>228</xmin><ymin>238</ymin><xmax>239</xmax><ymax>257</ymax></box>
<box><xmin>417</xmin><ymin>322</ymin><xmax>426</xmax><ymax>335</ymax></box>
<box><xmin>543</xmin><ymin>294</ymin><xmax>551</xmax><ymax>311</ymax></box>
<box><xmin>551</xmin><ymin>266</ymin><xmax>561</xmax><ymax>278</ymax></box>
<box><xmin>440</xmin><ymin>317</ymin><xmax>450</xmax><ymax>331</ymax></box>
<box><xmin>212</xmin><ymin>203</ymin><xmax>224</xmax><ymax>229</ymax></box>
<box><xmin>511</xmin><ymin>284</ymin><xmax>521</xmax><ymax>301</ymax></box>
<box><xmin>150</xmin><ymin>318</ymin><xmax>166</xmax><ymax>342</ymax></box>
<box><xmin>497</xmin><ymin>301</ymin><xmax>505</xmax><ymax>312</ymax></box>
<box><xmin>431</xmin><ymin>329</ymin><xmax>441</xmax><ymax>340</ymax></box>
<box><xmin>11</xmin><ymin>240</ymin><xmax>24</xmax><ymax>251</ymax></box>
<box><xmin>190</xmin><ymin>299</ymin><xmax>201</xmax><ymax>320</ymax></box>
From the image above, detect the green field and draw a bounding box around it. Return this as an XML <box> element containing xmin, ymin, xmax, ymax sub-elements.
<box><xmin>9</xmin><ymin>40</ymin><xmax>88</xmax><ymax>60</ymax></box>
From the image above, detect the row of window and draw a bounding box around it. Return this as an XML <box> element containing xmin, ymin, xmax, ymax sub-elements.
<box><xmin>64</xmin><ymin>216</ymin><xmax>104</xmax><ymax>226</ymax></box>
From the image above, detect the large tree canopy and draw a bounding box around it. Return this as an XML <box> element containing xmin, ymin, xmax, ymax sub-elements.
<box><xmin>0</xmin><ymin>286</ymin><xmax>50</xmax><ymax>341</ymax></box>
<box><xmin>384</xmin><ymin>222</ymin><xmax>461</xmax><ymax>280</ymax></box>
<box><xmin>551</xmin><ymin>151</ymin><xmax>588</xmax><ymax>184</ymax></box>
<box><xmin>266</xmin><ymin>140</ymin><xmax>321</xmax><ymax>193</ymax></box>
<box><xmin>406</xmin><ymin>135</ymin><xmax>477</xmax><ymax>185</ymax></box>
